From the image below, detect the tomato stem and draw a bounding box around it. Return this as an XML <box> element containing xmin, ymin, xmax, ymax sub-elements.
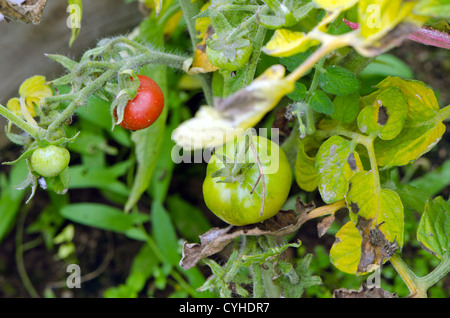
<box><xmin>0</xmin><ymin>103</ymin><xmax>40</xmax><ymax>138</ymax></box>
<box><xmin>242</xmin><ymin>23</ymin><xmax>267</xmax><ymax>88</ymax></box>
<box><xmin>249</xmin><ymin>137</ymin><xmax>266</xmax><ymax>216</ymax></box>
<box><xmin>178</xmin><ymin>0</ymin><xmax>214</xmax><ymax>106</ymax></box>
<box><xmin>46</xmin><ymin>69</ymin><xmax>118</xmax><ymax>138</ymax></box>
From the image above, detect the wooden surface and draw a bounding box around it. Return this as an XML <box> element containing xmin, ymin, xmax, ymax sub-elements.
<box><xmin>0</xmin><ymin>0</ymin><xmax>144</xmax><ymax>147</ymax></box>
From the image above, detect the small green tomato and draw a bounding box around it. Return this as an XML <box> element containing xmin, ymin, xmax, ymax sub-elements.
<box><xmin>31</xmin><ymin>145</ymin><xmax>70</xmax><ymax>177</ymax></box>
<box><xmin>206</xmin><ymin>35</ymin><xmax>253</xmax><ymax>71</ymax></box>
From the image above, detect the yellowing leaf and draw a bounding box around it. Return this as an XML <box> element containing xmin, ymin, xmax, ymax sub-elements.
<box><xmin>374</xmin><ymin>121</ymin><xmax>446</xmax><ymax>167</ymax></box>
<box><xmin>330</xmin><ymin>221</ymin><xmax>362</xmax><ymax>274</ymax></box>
<box><xmin>331</xmin><ymin>170</ymin><xmax>404</xmax><ymax>274</ymax></box>
<box><xmin>347</xmin><ymin>170</ymin><xmax>404</xmax><ymax>246</ymax></box>
<box><xmin>315</xmin><ymin>136</ymin><xmax>363</xmax><ymax>204</ymax></box>
<box><xmin>163</xmin><ymin>10</ymin><xmax>183</xmax><ymax>38</ymax></box>
<box><xmin>357</xmin><ymin>87</ymin><xmax>408</xmax><ymax>140</ymax></box>
<box><xmin>368</xmin><ymin>77</ymin><xmax>445</xmax><ymax>167</ymax></box>
<box><xmin>313</xmin><ymin>0</ymin><xmax>359</xmax><ymax>11</ymax></box>
<box><xmin>183</xmin><ymin>4</ymin><xmax>218</xmax><ymax>74</ymax></box>
<box><xmin>375</xmin><ymin>77</ymin><xmax>440</xmax><ymax>124</ymax></box>
<box><xmin>358</xmin><ymin>0</ymin><xmax>427</xmax><ymax>42</ymax></box>
<box><xmin>177</xmin><ymin>74</ymin><xmax>203</xmax><ymax>90</ymax></box>
<box><xmin>295</xmin><ymin>137</ymin><xmax>319</xmax><ymax>192</ymax></box>
<box><xmin>262</xmin><ymin>29</ymin><xmax>320</xmax><ymax>58</ymax></box>
<box><xmin>140</xmin><ymin>0</ymin><xmax>164</xmax><ymax>16</ymax></box>
<box><xmin>172</xmin><ymin>65</ymin><xmax>294</xmax><ymax>150</ymax></box>
<box><xmin>195</xmin><ymin>2</ymin><xmax>211</xmax><ymax>39</ymax></box>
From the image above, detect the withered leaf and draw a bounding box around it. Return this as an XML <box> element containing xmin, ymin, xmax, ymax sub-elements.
<box><xmin>180</xmin><ymin>198</ymin><xmax>315</xmax><ymax>270</ymax></box>
<box><xmin>356</xmin><ymin>216</ymin><xmax>399</xmax><ymax>273</ymax></box>
<box><xmin>0</xmin><ymin>0</ymin><xmax>47</xmax><ymax>24</ymax></box>
<box><xmin>356</xmin><ymin>23</ymin><xmax>419</xmax><ymax>57</ymax></box>
<box><xmin>333</xmin><ymin>283</ymin><xmax>397</xmax><ymax>298</ymax></box>
<box><xmin>317</xmin><ymin>214</ymin><xmax>335</xmax><ymax>238</ymax></box>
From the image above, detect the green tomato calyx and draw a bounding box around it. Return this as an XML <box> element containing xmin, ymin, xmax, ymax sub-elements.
<box><xmin>211</xmin><ymin>134</ymin><xmax>256</xmax><ymax>185</ymax></box>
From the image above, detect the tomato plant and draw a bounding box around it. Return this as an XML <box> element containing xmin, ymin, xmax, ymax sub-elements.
<box><xmin>0</xmin><ymin>0</ymin><xmax>449</xmax><ymax>300</ymax></box>
<box><xmin>115</xmin><ymin>75</ymin><xmax>165</xmax><ymax>131</ymax></box>
<box><xmin>203</xmin><ymin>134</ymin><xmax>292</xmax><ymax>225</ymax></box>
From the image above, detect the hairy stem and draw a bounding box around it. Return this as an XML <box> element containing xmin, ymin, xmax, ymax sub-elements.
<box><xmin>0</xmin><ymin>104</ymin><xmax>40</xmax><ymax>137</ymax></box>
<box><xmin>242</xmin><ymin>23</ymin><xmax>267</xmax><ymax>88</ymax></box>
<box><xmin>338</xmin><ymin>48</ymin><xmax>374</xmax><ymax>75</ymax></box>
<box><xmin>46</xmin><ymin>69</ymin><xmax>117</xmax><ymax>137</ymax></box>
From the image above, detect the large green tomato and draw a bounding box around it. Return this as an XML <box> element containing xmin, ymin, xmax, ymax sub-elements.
<box><xmin>31</xmin><ymin>145</ymin><xmax>70</xmax><ymax>177</ymax></box>
<box><xmin>203</xmin><ymin>135</ymin><xmax>292</xmax><ymax>226</ymax></box>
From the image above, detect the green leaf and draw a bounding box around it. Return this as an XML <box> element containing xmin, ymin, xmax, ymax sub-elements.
<box><xmin>359</xmin><ymin>54</ymin><xmax>413</xmax><ymax>80</ymax></box>
<box><xmin>357</xmin><ymin>87</ymin><xmax>408</xmax><ymax>140</ymax></box>
<box><xmin>125</xmin><ymin>244</ymin><xmax>159</xmax><ymax>292</ymax></box>
<box><xmin>309</xmin><ymin>90</ymin><xmax>334</xmax><ymax>115</ymax></box>
<box><xmin>287</xmin><ymin>82</ymin><xmax>307</xmax><ymax>101</ymax></box>
<box><xmin>318</xmin><ymin>65</ymin><xmax>360</xmax><ymax>96</ymax></box>
<box><xmin>166</xmin><ymin>195</ymin><xmax>211</xmax><ymax>242</ymax></box>
<box><xmin>152</xmin><ymin>201</ymin><xmax>180</xmax><ymax>266</ymax></box>
<box><xmin>45</xmin><ymin>54</ymin><xmax>78</xmax><ymax>71</ymax></box>
<box><xmin>394</xmin><ymin>184</ymin><xmax>429</xmax><ymax>213</ymax></box>
<box><xmin>414</xmin><ymin>0</ymin><xmax>450</xmax><ymax>18</ymax></box>
<box><xmin>331</xmin><ymin>93</ymin><xmax>359</xmax><ymax>124</ymax></box>
<box><xmin>69</xmin><ymin>161</ymin><xmax>132</xmax><ymax>197</ymax></box>
<box><xmin>148</xmin><ymin>91</ymin><xmax>184</xmax><ymax>203</ymax></box>
<box><xmin>315</xmin><ymin>136</ymin><xmax>362</xmax><ymax>203</ymax></box>
<box><xmin>417</xmin><ymin>196</ymin><xmax>450</xmax><ymax>259</ymax></box>
<box><xmin>60</xmin><ymin>203</ymin><xmax>150</xmax><ymax>240</ymax></box>
<box><xmin>279</xmin><ymin>49</ymin><xmax>313</xmax><ymax>74</ymax></box>
<box><xmin>346</xmin><ymin>170</ymin><xmax>404</xmax><ymax>247</ymax></box>
<box><xmin>48</xmin><ymin>166</ymin><xmax>70</xmax><ymax>195</ymax></box>
<box><xmin>410</xmin><ymin>160</ymin><xmax>450</xmax><ymax>197</ymax></box>
<box><xmin>77</xmin><ymin>93</ymin><xmax>131</xmax><ymax>147</ymax></box>
<box><xmin>0</xmin><ymin>160</ymin><xmax>27</xmax><ymax>243</ymax></box>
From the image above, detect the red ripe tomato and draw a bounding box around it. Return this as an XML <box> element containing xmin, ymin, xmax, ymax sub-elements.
<box><xmin>118</xmin><ymin>75</ymin><xmax>164</xmax><ymax>130</ymax></box>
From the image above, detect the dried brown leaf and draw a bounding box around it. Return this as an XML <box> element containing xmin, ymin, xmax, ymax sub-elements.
<box><xmin>356</xmin><ymin>216</ymin><xmax>399</xmax><ymax>273</ymax></box>
<box><xmin>0</xmin><ymin>0</ymin><xmax>47</xmax><ymax>24</ymax></box>
<box><xmin>333</xmin><ymin>283</ymin><xmax>397</xmax><ymax>298</ymax></box>
<box><xmin>179</xmin><ymin>198</ymin><xmax>315</xmax><ymax>270</ymax></box>
<box><xmin>317</xmin><ymin>214</ymin><xmax>335</xmax><ymax>238</ymax></box>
